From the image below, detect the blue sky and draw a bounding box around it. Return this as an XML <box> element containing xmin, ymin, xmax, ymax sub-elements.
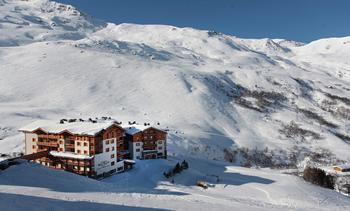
<box><xmin>56</xmin><ymin>0</ymin><xmax>350</xmax><ymax>43</ymax></box>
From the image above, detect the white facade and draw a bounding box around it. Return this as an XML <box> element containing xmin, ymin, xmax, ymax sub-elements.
<box><xmin>93</xmin><ymin>138</ymin><xmax>123</xmax><ymax>175</ymax></box>
<box><xmin>24</xmin><ymin>132</ymin><xmax>38</xmax><ymax>155</ymax></box>
<box><xmin>129</xmin><ymin>141</ymin><xmax>143</xmax><ymax>160</ymax></box>
<box><xmin>157</xmin><ymin>140</ymin><xmax>166</xmax><ymax>156</ymax></box>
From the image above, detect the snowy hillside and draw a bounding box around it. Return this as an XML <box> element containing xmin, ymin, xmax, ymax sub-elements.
<box><xmin>1</xmin><ymin>158</ymin><xmax>350</xmax><ymax>210</ymax></box>
<box><xmin>1</xmin><ymin>0</ymin><xmax>350</xmax><ymax>167</ymax></box>
<box><xmin>0</xmin><ymin>0</ymin><xmax>102</xmax><ymax>46</ymax></box>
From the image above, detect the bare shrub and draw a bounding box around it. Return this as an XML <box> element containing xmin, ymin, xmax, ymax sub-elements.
<box><xmin>324</xmin><ymin>93</ymin><xmax>350</xmax><ymax>106</ymax></box>
<box><xmin>279</xmin><ymin>121</ymin><xmax>321</xmax><ymax>141</ymax></box>
<box><xmin>297</xmin><ymin>108</ymin><xmax>338</xmax><ymax>128</ymax></box>
<box><xmin>235</xmin><ymin>89</ymin><xmax>287</xmax><ymax>113</ymax></box>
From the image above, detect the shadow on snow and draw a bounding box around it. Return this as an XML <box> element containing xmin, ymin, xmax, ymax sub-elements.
<box><xmin>0</xmin><ymin>192</ymin><xmax>169</xmax><ymax>211</ymax></box>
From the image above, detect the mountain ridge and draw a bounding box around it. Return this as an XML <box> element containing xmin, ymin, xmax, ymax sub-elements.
<box><xmin>0</xmin><ymin>0</ymin><xmax>350</xmax><ymax>166</ymax></box>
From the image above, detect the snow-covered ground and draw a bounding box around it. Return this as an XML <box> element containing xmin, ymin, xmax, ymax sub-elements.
<box><xmin>1</xmin><ymin>157</ymin><xmax>349</xmax><ymax>211</ymax></box>
<box><xmin>1</xmin><ymin>0</ymin><xmax>350</xmax><ymax>209</ymax></box>
<box><xmin>1</xmin><ymin>0</ymin><xmax>349</xmax><ymax>165</ymax></box>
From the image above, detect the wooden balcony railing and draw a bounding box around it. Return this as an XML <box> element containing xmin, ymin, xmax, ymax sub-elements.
<box><xmin>38</xmin><ymin>134</ymin><xmax>62</xmax><ymax>139</ymax></box>
<box><xmin>37</xmin><ymin>142</ymin><xmax>58</xmax><ymax>147</ymax></box>
<box><xmin>143</xmin><ymin>145</ymin><xmax>156</xmax><ymax>150</ymax></box>
<box><xmin>65</xmin><ymin>144</ymin><xmax>75</xmax><ymax>148</ymax></box>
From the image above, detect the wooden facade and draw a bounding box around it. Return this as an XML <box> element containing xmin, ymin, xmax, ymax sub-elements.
<box><xmin>22</xmin><ymin>123</ymin><xmax>125</xmax><ymax>177</ymax></box>
<box><xmin>125</xmin><ymin>127</ymin><xmax>167</xmax><ymax>159</ymax></box>
<box><xmin>20</xmin><ymin>121</ymin><xmax>167</xmax><ymax>177</ymax></box>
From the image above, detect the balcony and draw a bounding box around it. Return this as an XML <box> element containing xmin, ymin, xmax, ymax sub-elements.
<box><xmin>65</xmin><ymin>143</ymin><xmax>75</xmax><ymax>148</ymax></box>
<box><xmin>37</xmin><ymin>142</ymin><xmax>58</xmax><ymax>147</ymax></box>
<box><xmin>38</xmin><ymin>134</ymin><xmax>57</xmax><ymax>138</ymax></box>
<box><xmin>143</xmin><ymin>145</ymin><xmax>156</xmax><ymax>150</ymax></box>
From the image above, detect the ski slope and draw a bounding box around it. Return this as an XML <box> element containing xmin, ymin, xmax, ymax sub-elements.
<box><xmin>1</xmin><ymin>158</ymin><xmax>349</xmax><ymax>211</ymax></box>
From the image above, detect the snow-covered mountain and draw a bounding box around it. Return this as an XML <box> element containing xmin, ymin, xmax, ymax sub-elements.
<box><xmin>1</xmin><ymin>0</ymin><xmax>350</xmax><ymax>167</ymax></box>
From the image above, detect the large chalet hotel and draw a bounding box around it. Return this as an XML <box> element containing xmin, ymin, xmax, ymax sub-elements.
<box><xmin>19</xmin><ymin>118</ymin><xmax>167</xmax><ymax>178</ymax></box>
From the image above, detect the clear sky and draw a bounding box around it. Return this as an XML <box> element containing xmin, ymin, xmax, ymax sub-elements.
<box><xmin>56</xmin><ymin>0</ymin><xmax>350</xmax><ymax>43</ymax></box>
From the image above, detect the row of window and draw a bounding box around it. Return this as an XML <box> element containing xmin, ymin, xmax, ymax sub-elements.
<box><xmin>106</xmin><ymin>131</ymin><xmax>121</xmax><ymax>139</ymax></box>
<box><xmin>76</xmin><ymin>136</ymin><xmax>91</xmax><ymax>141</ymax></box>
<box><xmin>105</xmin><ymin>146</ymin><xmax>115</xmax><ymax>152</ymax></box>
<box><xmin>135</xmin><ymin>146</ymin><xmax>162</xmax><ymax>152</ymax></box>
<box><xmin>76</xmin><ymin>141</ymin><xmax>88</xmax><ymax>147</ymax></box>
<box><xmin>76</xmin><ymin>149</ymin><xmax>89</xmax><ymax>155</ymax></box>
<box><xmin>105</xmin><ymin>139</ymin><xmax>115</xmax><ymax>145</ymax></box>
<box><xmin>39</xmin><ymin>161</ymin><xmax>90</xmax><ymax>172</ymax></box>
<box><xmin>135</xmin><ymin>140</ymin><xmax>162</xmax><ymax>146</ymax></box>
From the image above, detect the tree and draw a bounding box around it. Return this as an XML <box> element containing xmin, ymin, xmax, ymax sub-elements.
<box><xmin>303</xmin><ymin>167</ymin><xmax>334</xmax><ymax>189</ymax></box>
<box><xmin>173</xmin><ymin>163</ymin><xmax>182</xmax><ymax>174</ymax></box>
<box><xmin>181</xmin><ymin>160</ymin><xmax>189</xmax><ymax>169</ymax></box>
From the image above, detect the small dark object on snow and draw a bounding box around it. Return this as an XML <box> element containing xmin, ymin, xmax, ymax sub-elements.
<box><xmin>68</xmin><ymin>119</ymin><xmax>76</xmax><ymax>123</ymax></box>
<box><xmin>181</xmin><ymin>160</ymin><xmax>189</xmax><ymax>169</ymax></box>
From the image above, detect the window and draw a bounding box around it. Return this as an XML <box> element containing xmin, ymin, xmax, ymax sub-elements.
<box><xmin>111</xmin><ymin>161</ymin><xmax>115</xmax><ymax>166</ymax></box>
<box><xmin>83</xmin><ymin>142</ymin><xmax>88</xmax><ymax>147</ymax></box>
<box><xmin>111</xmin><ymin>139</ymin><xmax>115</xmax><ymax>144</ymax></box>
<box><xmin>32</xmin><ymin>138</ymin><xmax>36</xmax><ymax>142</ymax></box>
<box><xmin>84</xmin><ymin>150</ymin><xmax>88</xmax><ymax>155</ymax></box>
<box><xmin>106</xmin><ymin>148</ymin><xmax>110</xmax><ymax>152</ymax></box>
<box><xmin>59</xmin><ymin>148</ymin><xmax>63</xmax><ymax>151</ymax></box>
<box><xmin>158</xmin><ymin>147</ymin><xmax>163</xmax><ymax>150</ymax></box>
<box><xmin>112</xmin><ymin>147</ymin><xmax>115</xmax><ymax>151</ymax></box>
<box><xmin>106</xmin><ymin>140</ymin><xmax>109</xmax><ymax>145</ymax></box>
<box><xmin>111</xmin><ymin>154</ymin><xmax>115</xmax><ymax>159</ymax></box>
<box><xmin>150</xmin><ymin>136</ymin><xmax>153</xmax><ymax>139</ymax></box>
<box><xmin>117</xmin><ymin>167</ymin><xmax>123</xmax><ymax>171</ymax></box>
<box><xmin>32</xmin><ymin>145</ymin><xmax>36</xmax><ymax>149</ymax></box>
<box><xmin>77</xmin><ymin>150</ymin><xmax>81</xmax><ymax>154</ymax></box>
<box><xmin>59</xmin><ymin>140</ymin><xmax>63</xmax><ymax>144</ymax></box>
<box><xmin>86</xmin><ymin>167</ymin><xmax>90</xmax><ymax>172</ymax></box>
<box><xmin>77</xmin><ymin>142</ymin><xmax>81</xmax><ymax>146</ymax></box>
<box><xmin>136</xmin><ymin>143</ymin><xmax>141</xmax><ymax>146</ymax></box>
<box><xmin>80</xmin><ymin>166</ymin><xmax>84</xmax><ymax>171</ymax></box>
<box><xmin>136</xmin><ymin>149</ymin><xmax>140</xmax><ymax>152</ymax></box>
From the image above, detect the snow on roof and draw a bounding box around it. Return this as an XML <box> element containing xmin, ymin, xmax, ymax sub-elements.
<box><xmin>49</xmin><ymin>151</ymin><xmax>93</xmax><ymax>160</ymax></box>
<box><xmin>19</xmin><ymin>119</ymin><xmax>166</xmax><ymax>136</ymax></box>
<box><xmin>122</xmin><ymin>124</ymin><xmax>150</xmax><ymax>135</ymax></box>
<box><xmin>123</xmin><ymin>159</ymin><xmax>136</xmax><ymax>164</ymax></box>
<box><xmin>18</xmin><ymin>119</ymin><xmax>119</xmax><ymax>136</ymax></box>
<box><xmin>121</xmin><ymin>124</ymin><xmax>166</xmax><ymax>135</ymax></box>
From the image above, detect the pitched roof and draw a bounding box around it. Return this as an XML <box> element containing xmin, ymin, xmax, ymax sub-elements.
<box><xmin>122</xmin><ymin>125</ymin><xmax>166</xmax><ymax>135</ymax></box>
<box><xmin>18</xmin><ymin>119</ymin><xmax>119</xmax><ymax>136</ymax></box>
<box><xmin>19</xmin><ymin>119</ymin><xmax>166</xmax><ymax>136</ymax></box>
<box><xmin>122</xmin><ymin>124</ymin><xmax>150</xmax><ymax>135</ymax></box>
